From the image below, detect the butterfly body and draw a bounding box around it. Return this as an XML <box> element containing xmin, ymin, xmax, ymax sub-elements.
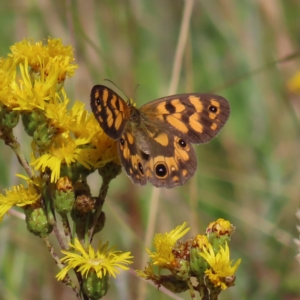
<box><xmin>91</xmin><ymin>85</ymin><xmax>230</xmax><ymax>188</ymax></box>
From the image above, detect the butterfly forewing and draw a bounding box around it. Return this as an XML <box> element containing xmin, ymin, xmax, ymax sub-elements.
<box><xmin>140</xmin><ymin>93</ymin><xmax>230</xmax><ymax>144</ymax></box>
<box><xmin>90</xmin><ymin>85</ymin><xmax>130</xmax><ymax>140</ymax></box>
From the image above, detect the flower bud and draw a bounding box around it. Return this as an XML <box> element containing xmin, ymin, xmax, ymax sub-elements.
<box><xmin>21</xmin><ymin>110</ymin><xmax>45</xmax><ymax>136</ymax></box>
<box><xmin>0</xmin><ymin>103</ymin><xmax>19</xmax><ymax>130</ymax></box>
<box><xmin>33</xmin><ymin>122</ymin><xmax>55</xmax><ymax>147</ymax></box>
<box><xmin>189</xmin><ymin>234</ymin><xmax>210</xmax><ymax>276</ymax></box>
<box><xmin>206</xmin><ymin>219</ymin><xmax>235</xmax><ymax>249</ymax></box>
<box><xmin>53</xmin><ymin>177</ymin><xmax>75</xmax><ymax>215</ymax></box>
<box><xmin>75</xmin><ymin>195</ymin><xmax>95</xmax><ymax>213</ymax></box>
<box><xmin>82</xmin><ymin>270</ymin><xmax>109</xmax><ymax>300</ymax></box>
<box><xmin>24</xmin><ymin>205</ymin><xmax>53</xmax><ymax>237</ymax></box>
<box><xmin>171</xmin><ymin>259</ymin><xmax>191</xmax><ymax>281</ymax></box>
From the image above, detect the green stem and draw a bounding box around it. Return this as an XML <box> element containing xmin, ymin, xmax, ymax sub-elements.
<box><xmin>84</xmin><ymin>212</ymin><xmax>91</xmax><ymax>248</ymax></box>
<box><xmin>5</xmin><ymin>132</ymin><xmax>34</xmax><ymax>178</ymax></box>
<box><xmin>42</xmin><ymin>172</ymin><xmax>55</xmax><ymax>225</ymax></box>
<box><xmin>89</xmin><ymin>178</ymin><xmax>110</xmax><ymax>242</ymax></box>
<box><xmin>53</xmin><ymin>224</ymin><xmax>67</xmax><ymax>250</ymax></box>
<box><xmin>61</xmin><ymin>214</ymin><xmax>72</xmax><ymax>245</ymax></box>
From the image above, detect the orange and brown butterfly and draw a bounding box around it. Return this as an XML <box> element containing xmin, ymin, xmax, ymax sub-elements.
<box><xmin>90</xmin><ymin>85</ymin><xmax>230</xmax><ymax>188</ymax></box>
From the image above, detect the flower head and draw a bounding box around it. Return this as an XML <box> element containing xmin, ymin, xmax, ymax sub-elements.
<box><xmin>0</xmin><ymin>57</ymin><xmax>17</xmax><ymax>108</ymax></box>
<box><xmin>206</xmin><ymin>218</ymin><xmax>235</xmax><ymax>237</ymax></box>
<box><xmin>199</xmin><ymin>242</ymin><xmax>241</xmax><ymax>290</ymax></box>
<box><xmin>9</xmin><ymin>38</ymin><xmax>77</xmax><ymax>82</ymax></box>
<box><xmin>31</xmin><ymin>135</ymin><xmax>93</xmax><ymax>182</ymax></box>
<box><xmin>56</xmin><ymin>238</ymin><xmax>133</xmax><ymax>281</ymax></box>
<box><xmin>146</xmin><ymin>222</ymin><xmax>190</xmax><ymax>268</ymax></box>
<box><xmin>0</xmin><ymin>183</ymin><xmax>40</xmax><ymax>220</ymax></box>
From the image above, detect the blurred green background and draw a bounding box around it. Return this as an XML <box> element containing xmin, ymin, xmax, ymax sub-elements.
<box><xmin>1</xmin><ymin>0</ymin><xmax>300</xmax><ymax>299</ymax></box>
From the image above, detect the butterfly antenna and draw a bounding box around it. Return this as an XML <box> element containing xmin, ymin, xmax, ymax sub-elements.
<box><xmin>103</xmin><ymin>79</ymin><xmax>130</xmax><ymax>101</ymax></box>
<box><xmin>133</xmin><ymin>83</ymin><xmax>140</xmax><ymax>97</ymax></box>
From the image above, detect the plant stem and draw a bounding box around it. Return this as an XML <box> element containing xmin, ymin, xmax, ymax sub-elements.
<box><xmin>89</xmin><ymin>178</ymin><xmax>110</xmax><ymax>242</ymax></box>
<box><xmin>5</xmin><ymin>132</ymin><xmax>34</xmax><ymax>178</ymax></box>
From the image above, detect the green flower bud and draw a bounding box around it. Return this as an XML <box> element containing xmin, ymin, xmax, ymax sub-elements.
<box><xmin>22</xmin><ymin>110</ymin><xmax>46</xmax><ymax>136</ymax></box>
<box><xmin>82</xmin><ymin>271</ymin><xmax>109</xmax><ymax>300</ymax></box>
<box><xmin>33</xmin><ymin>122</ymin><xmax>56</xmax><ymax>147</ymax></box>
<box><xmin>171</xmin><ymin>259</ymin><xmax>190</xmax><ymax>281</ymax></box>
<box><xmin>53</xmin><ymin>189</ymin><xmax>75</xmax><ymax>215</ymax></box>
<box><xmin>53</xmin><ymin>177</ymin><xmax>75</xmax><ymax>215</ymax></box>
<box><xmin>190</xmin><ymin>234</ymin><xmax>210</xmax><ymax>277</ymax></box>
<box><xmin>2</xmin><ymin>110</ymin><xmax>19</xmax><ymax>129</ymax></box>
<box><xmin>206</xmin><ymin>219</ymin><xmax>235</xmax><ymax>249</ymax></box>
<box><xmin>53</xmin><ymin>177</ymin><xmax>75</xmax><ymax>214</ymax></box>
<box><xmin>190</xmin><ymin>247</ymin><xmax>208</xmax><ymax>278</ymax></box>
<box><xmin>0</xmin><ymin>103</ymin><xmax>19</xmax><ymax>132</ymax></box>
<box><xmin>24</xmin><ymin>205</ymin><xmax>53</xmax><ymax>237</ymax></box>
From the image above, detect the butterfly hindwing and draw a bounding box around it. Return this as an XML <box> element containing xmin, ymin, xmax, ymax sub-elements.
<box><xmin>117</xmin><ymin>126</ymin><xmax>148</xmax><ymax>186</ymax></box>
<box><xmin>144</xmin><ymin>134</ymin><xmax>197</xmax><ymax>188</ymax></box>
<box><xmin>90</xmin><ymin>85</ymin><xmax>130</xmax><ymax>140</ymax></box>
<box><xmin>117</xmin><ymin>123</ymin><xmax>197</xmax><ymax>188</ymax></box>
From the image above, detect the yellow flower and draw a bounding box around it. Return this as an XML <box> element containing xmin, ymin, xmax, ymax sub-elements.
<box><xmin>11</xmin><ymin>60</ymin><xmax>57</xmax><ymax>111</ymax></box>
<box><xmin>9</xmin><ymin>38</ymin><xmax>77</xmax><ymax>82</ymax></box>
<box><xmin>0</xmin><ymin>57</ymin><xmax>17</xmax><ymax>108</ymax></box>
<box><xmin>63</xmin><ymin>101</ymin><xmax>90</xmax><ymax>137</ymax></box>
<box><xmin>43</xmin><ymin>90</ymin><xmax>72</xmax><ymax>132</ymax></box>
<box><xmin>147</xmin><ymin>222</ymin><xmax>190</xmax><ymax>268</ymax></box>
<box><xmin>199</xmin><ymin>242</ymin><xmax>241</xmax><ymax>290</ymax></box>
<box><xmin>0</xmin><ymin>183</ymin><xmax>40</xmax><ymax>220</ymax></box>
<box><xmin>56</xmin><ymin>238</ymin><xmax>133</xmax><ymax>280</ymax></box>
<box><xmin>31</xmin><ymin>135</ymin><xmax>92</xmax><ymax>182</ymax></box>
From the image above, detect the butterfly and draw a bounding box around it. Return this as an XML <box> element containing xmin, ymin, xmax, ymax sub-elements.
<box><xmin>90</xmin><ymin>85</ymin><xmax>230</xmax><ymax>188</ymax></box>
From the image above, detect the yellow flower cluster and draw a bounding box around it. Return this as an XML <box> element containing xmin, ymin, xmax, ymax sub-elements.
<box><xmin>137</xmin><ymin>219</ymin><xmax>241</xmax><ymax>296</ymax></box>
<box><xmin>0</xmin><ymin>38</ymin><xmax>119</xmax><ymax>219</ymax></box>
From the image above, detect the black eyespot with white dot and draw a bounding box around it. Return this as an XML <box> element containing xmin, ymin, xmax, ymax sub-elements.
<box><xmin>178</xmin><ymin>139</ymin><xmax>187</xmax><ymax>148</ymax></box>
<box><xmin>155</xmin><ymin>164</ymin><xmax>168</xmax><ymax>178</ymax></box>
<box><xmin>209</xmin><ymin>105</ymin><xmax>218</xmax><ymax>113</ymax></box>
<box><xmin>138</xmin><ymin>162</ymin><xmax>144</xmax><ymax>175</ymax></box>
<box><xmin>120</xmin><ymin>138</ymin><xmax>125</xmax><ymax>146</ymax></box>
